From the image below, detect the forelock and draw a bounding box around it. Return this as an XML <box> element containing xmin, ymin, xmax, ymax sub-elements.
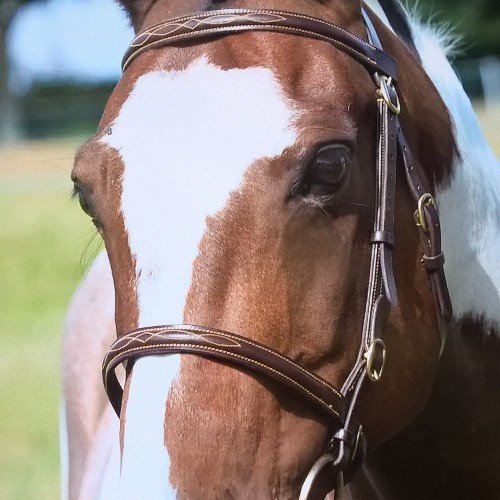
<box><xmin>116</xmin><ymin>0</ymin><xmax>156</xmax><ymax>30</ymax></box>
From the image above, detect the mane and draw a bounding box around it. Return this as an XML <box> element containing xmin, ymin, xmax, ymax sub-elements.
<box><xmin>401</xmin><ymin>1</ymin><xmax>462</xmax><ymax>58</ymax></box>
<box><xmin>370</xmin><ymin>0</ymin><xmax>500</xmax><ymax>330</ymax></box>
<box><xmin>117</xmin><ymin>0</ymin><xmax>138</xmax><ymax>20</ymax></box>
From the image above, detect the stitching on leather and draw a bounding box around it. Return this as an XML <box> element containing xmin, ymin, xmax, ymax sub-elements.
<box><xmin>129</xmin><ymin>10</ymin><xmax>375</xmax><ymax>48</ymax></box>
<box><xmin>109</xmin><ymin>326</ymin><xmax>342</xmax><ymax>398</ymax></box>
<box><xmin>109</xmin><ymin>329</ymin><xmax>243</xmax><ymax>349</ymax></box>
<box><xmin>123</xmin><ymin>25</ymin><xmax>376</xmax><ymax>71</ymax></box>
<box><xmin>132</xmin><ymin>13</ymin><xmax>289</xmax><ymax>46</ymax></box>
<box><xmin>123</xmin><ymin>27</ymin><xmax>374</xmax><ymax>70</ymax></box>
<box><xmin>105</xmin><ymin>343</ymin><xmax>341</xmax><ymax>418</ymax></box>
<box><xmin>184</xmin><ymin>326</ymin><xmax>342</xmax><ymax>395</ymax></box>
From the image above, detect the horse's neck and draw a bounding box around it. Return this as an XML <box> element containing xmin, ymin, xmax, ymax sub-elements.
<box><xmin>428</xmin><ymin>318</ymin><xmax>500</xmax><ymax>483</ymax></box>
<box><xmin>358</xmin><ymin>319</ymin><xmax>500</xmax><ymax>498</ymax></box>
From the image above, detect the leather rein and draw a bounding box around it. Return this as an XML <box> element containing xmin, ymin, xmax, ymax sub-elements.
<box><xmin>102</xmin><ymin>8</ymin><xmax>452</xmax><ymax>498</ymax></box>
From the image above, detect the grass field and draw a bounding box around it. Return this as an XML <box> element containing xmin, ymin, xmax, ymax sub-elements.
<box><xmin>0</xmin><ymin>107</ymin><xmax>498</xmax><ymax>499</ymax></box>
<box><xmin>0</xmin><ymin>138</ymin><xmax>102</xmax><ymax>499</ymax></box>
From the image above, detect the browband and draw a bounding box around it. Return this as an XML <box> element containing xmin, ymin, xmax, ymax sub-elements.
<box><xmin>122</xmin><ymin>8</ymin><xmax>397</xmax><ymax>78</ymax></box>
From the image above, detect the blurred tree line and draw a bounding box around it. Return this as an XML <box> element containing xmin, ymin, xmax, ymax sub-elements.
<box><xmin>0</xmin><ymin>0</ymin><xmax>40</xmax><ymax>141</ymax></box>
<box><xmin>415</xmin><ymin>0</ymin><xmax>500</xmax><ymax>58</ymax></box>
<box><xmin>0</xmin><ymin>0</ymin><xmax>499</xmax><ymax>142</ymax></box>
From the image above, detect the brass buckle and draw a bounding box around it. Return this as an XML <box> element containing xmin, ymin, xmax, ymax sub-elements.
<box><xmin>414</xmin><ymin>193</ymin><xmax>435</xmax><ymax>232</ymax></box>
<box><xmin>364</xmin><ymin>339</ymin><xmax>386</xmax><ymax>381</ymax></box>
<box><xmin>376</xmin><ymin>75</ymin><xmax>401</xmax><ymax>115</ymax></box>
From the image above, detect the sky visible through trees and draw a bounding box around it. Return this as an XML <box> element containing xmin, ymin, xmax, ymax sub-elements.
<box><xmin>1</xmin><ymin>0</ymin><xmax>498</xmax><ymax>141</ymax></box>
<box><xmin>5</xmin><ymin>0</ymin><xmax>500</xmax><ymax>87</ymax></box>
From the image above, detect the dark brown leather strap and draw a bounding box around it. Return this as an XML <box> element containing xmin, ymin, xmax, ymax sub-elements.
<box><xmin>366</xmin><ymin>7</ymin><xmax>451</xmax><ymax>328</ymax></box>
<box><xmin>397</xmin><ymin>128</ymin><xmax>453</xmax><ymax>320</ymax></box>
<box><xmin>341</xmin><ymin>88</ymin><xmax>397</xmax><ymax>394</ymax></box>
<box><xmin>372</xmin><ymin>90</ymin><xmax>398</xmax><ymax>306</ymax></box>
<box><xmin>122</xmin><ymin>9</ymin><xmax>397</xmax><ymax>78</ymax></box>
<box><xmin>102</xmin><ymin>324</ymin><xmax>348</xmax><ymax>420</ymax></box>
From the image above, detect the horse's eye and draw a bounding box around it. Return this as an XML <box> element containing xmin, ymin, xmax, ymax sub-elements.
<box><xmin>79</xmin><ymin>195</ymin><xmax>93</xmax><ymax>217</ymax></box>
<box><xmin>73</xmin><ymin>184</ymin><xmax>101</xmax><ymax>230</ymax></box>
<box><xmin>314</xmin><ymin>144</ymin><xmax>349</xmax><ymax>182</ymax></box>
<box><xmin>73</xmin><ymin>185</ymin><xmax>92</xmax><ymax>216</ymax></box>
<box><xmin>299</xmin><ymin>144</ymin><xmax>350</xmax><ymax>197</ymax></box>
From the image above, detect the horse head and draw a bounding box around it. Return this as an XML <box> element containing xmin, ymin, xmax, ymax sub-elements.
<box><xmin>71</xmin><ymin>0</ymin><xmax>455</xmax><ymax>496</ymax></box>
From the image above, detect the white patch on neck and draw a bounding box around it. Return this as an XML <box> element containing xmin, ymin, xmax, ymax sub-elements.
<box><xmin>102</xmin><ymin>57</ymin><xmax>297</xmax><ymax>494</ymax></box>
<box><xmin>371</xmin><ymin>1</ymin><xmax>500</xmax><ymax>327</ymax></box>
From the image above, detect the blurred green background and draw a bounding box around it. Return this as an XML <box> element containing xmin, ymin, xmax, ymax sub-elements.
<box><xmin>0</xmin><ymin>0</ymin><xmax>498</xmax><ymax>498</ymax></box>
<box><xmin>0</xmin><ymin>139</ymin><xmax>101</xmax><ymax>498</ymax></box>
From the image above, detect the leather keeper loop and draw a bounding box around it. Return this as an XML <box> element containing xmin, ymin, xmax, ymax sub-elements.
<box><xmin>421</xmin><ymin>252</ymin><xmax>445</xmax><ymax>270</ymax></box>
<box><xmin>333</xmin><ymin>428</ymin><xmax>357</xmax><ymax>447</ymax></box>
<box><xmin>370</xmin><ymin>230</ymin><xmax>394</xmax><ymax>248</ymax></box>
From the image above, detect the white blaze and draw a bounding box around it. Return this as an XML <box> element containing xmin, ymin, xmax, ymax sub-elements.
<box><xmin>101</xmin><ymin>57</ymin><xmax>297</xmax><ymax>496</ymax></box>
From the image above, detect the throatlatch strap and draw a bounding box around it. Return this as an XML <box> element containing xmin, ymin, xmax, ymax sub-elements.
<box><xmin>397</xmin><ymin>129</ymin><xmax>453</xmax><ymax>320</ymax></box>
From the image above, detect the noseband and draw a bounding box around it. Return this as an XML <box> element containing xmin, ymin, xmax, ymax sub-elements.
<box><xmin>102</xmin><ymin>8</ymin><xmax>452</xmax><ymax>498</ymax></box>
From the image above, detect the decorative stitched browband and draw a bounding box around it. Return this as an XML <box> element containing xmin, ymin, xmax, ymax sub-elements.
<box><xmin>122</xmin><ymin>9</ymin><xmax>397</xmax><ymax>77</ymax></box>
<box><xmin>103</xmin><ymin>7</ymin><xmax>452</xmax><ymax>499</ymax></box>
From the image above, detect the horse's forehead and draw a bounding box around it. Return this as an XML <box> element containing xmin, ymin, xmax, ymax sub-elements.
<box><xmin>105</xmin><ymin>56</ymin><xmax>297</xmax><ymax>152</ymax></box>
<box><xmin>100</xmin><ymin>57</ymin><xmax>299</xmax><ymax>326</ymax></box>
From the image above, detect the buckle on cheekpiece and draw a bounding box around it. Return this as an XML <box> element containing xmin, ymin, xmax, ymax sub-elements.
<box><xmin>414</xmin><ymin>193</ymin><xmax>436</xmax><ymax>232</ymax></box>
<box><xmin>377</xmin><ymin>75</ymin><xmax>401</xmax><ymax>115</ymax></box>
<box><xmin>364</xmin><ymin>339</ymin><xmax>387</xmax><ymax>382</ymax></box>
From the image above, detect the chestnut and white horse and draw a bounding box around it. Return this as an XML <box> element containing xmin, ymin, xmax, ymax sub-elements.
<box><xmin>62</xmin><ymin>0</ymin><xmax>500</xmax><ymax>498</ymax></box>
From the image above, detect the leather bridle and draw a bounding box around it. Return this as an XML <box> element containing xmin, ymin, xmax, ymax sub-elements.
<box><xmin>102</xmin><ymin>7</ymin><xmax>452</xmax><ymax>498</ymax></box>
